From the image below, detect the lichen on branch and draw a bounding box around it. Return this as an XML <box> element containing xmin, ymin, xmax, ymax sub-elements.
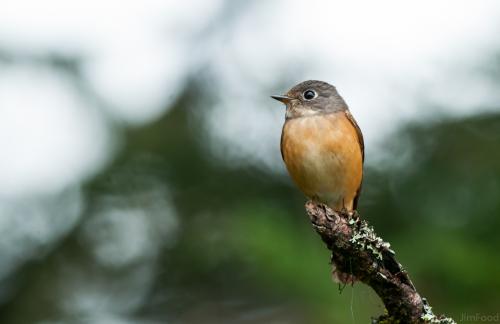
<box><xmin>305</xmin><ymin>201</ymin><xmax>455</xmax><ymax>324</ymax></box>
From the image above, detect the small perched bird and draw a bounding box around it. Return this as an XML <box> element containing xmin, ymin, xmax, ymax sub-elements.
<box><xmin>272</xmin><ymin>80</ymin><xmax>364</xmax><ymax>211</ymax></box>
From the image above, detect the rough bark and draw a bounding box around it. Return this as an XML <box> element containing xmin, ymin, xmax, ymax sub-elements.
<box><xmin>305</xmin><ymin>201</ymin><xmax>456</xmax><ymax>323</ymax></box>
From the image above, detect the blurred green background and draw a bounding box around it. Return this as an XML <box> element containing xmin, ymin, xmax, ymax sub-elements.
<box><xmin>2</xmin><ymin>88</ymin><xmax>499</xmax><ymax>323</ymax></box>
<box><xmin>0</xmin><ymin>1</ymin><xmax>499</xmax><ymax>323</ymax></box>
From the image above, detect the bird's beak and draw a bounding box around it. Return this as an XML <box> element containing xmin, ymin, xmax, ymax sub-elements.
<box><xmin>271</xmin><ymin>95</ymin><xmax>292</xmax><ymax>104</ymax></box>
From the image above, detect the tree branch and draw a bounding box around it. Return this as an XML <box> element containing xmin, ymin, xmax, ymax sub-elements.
<box><xmin>305</xmin><ymin>201</ymin><xmax>456</xmax><ymax>323</ymax></box>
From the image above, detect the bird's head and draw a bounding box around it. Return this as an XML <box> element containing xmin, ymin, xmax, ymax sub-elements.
<box><xmin>272</xmin><ymin>80</ymin><xmax>347</xmax><ymax>119</ymax></box>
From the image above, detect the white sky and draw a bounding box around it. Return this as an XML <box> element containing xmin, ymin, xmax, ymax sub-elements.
<box><xmin>203</xmin><ymin>0</ymin><xmax>500</xmax><ymax>171</ymax></box>
<box><xmin>0</xmin><ymin>0</ymin><xmax>499</xmax><ymax>192</ymax></box>
<box><xmin>0</xmin><ymin>64</ymin><xmax>112</xmax><ymax>196</ymax></box>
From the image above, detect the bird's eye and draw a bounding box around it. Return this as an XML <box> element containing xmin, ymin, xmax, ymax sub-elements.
<box><xmin>303</xmin><ymin>89</ymin><xmax>317</xmax><ymax>100</ymax></box>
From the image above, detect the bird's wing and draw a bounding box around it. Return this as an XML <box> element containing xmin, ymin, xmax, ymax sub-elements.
<box><xmin>344</xmin><ymin>110</ymin><xmax>364</xmax><ymax>210</ymax></box>
<box><xmin>280</xmin><ymin>123</ymin><xmax>286</xmax><ymax>161</ymax></box>
<box><xmin>344</xmin><ymin>110</ymin><xmax>364</xmax><ymax>162</ymax></box>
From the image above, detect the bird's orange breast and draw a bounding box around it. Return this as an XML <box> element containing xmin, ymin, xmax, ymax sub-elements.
<box><xmin>281</xmin><ymin>112</ymin><xmax>363</xmax><ymax>210</ymax></box>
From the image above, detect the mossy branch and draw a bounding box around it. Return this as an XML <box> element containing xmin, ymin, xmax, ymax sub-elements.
<box><xmin>305</xmin><ymin>201</ymin><xmax>456</xmax><ymax>323</ymax></box>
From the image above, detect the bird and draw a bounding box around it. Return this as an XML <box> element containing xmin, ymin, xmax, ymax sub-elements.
<box><xmin>272</xmin><ymin>80</ymin><xmax>364</xmax><ymax>212</ymax></box>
